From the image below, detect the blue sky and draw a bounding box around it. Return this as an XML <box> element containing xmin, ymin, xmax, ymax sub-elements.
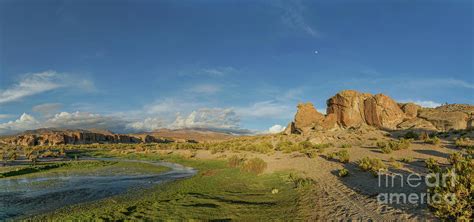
<box><xmin>0</xmin><ymin>0</ymin><xmax>473</xmax><ymax>135</ymax></box>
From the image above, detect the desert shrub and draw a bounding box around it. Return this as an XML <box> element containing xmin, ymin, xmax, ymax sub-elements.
<box><xmin>376</xmin><ymin>141</ymin><xmax>387</xmax><ymax>149</ymax></box>
<box><xmin>303</xmin><ymin>149</ymin><xmax>319</xmax><ymax>158</ymax></box>
<box><xmin>287</xmin><ymin>173</ymin><xmax>315</xmax><ymax>188</ymax></box>
<box><xmin>387</xmin><ymin>139</ymin><xmax>411</xmax><ymax>151</ymax></box>
<box><xmin>339</xmin><ymin>143</ymin><xmax>352</xmax><ymax>148</ymax></box>
<box><xmin>400</xmin><ymin>157</ymin><xmax>413</xmax><ymax>163</ymax></box>
<box><xmin>454</xmin><ymin>137</ymin><xmax>473</xmax><ymax>149</ymax></box>
<box><xmin>425</xmin><ymin>136</ymin><xmax>441</xmax><ymax>145</ymax></box>
<box><xmin>327</xmin><ymin>152</ymin><xmax>336</xmax><ymax>160</ymax></box>
<box><xmin>228</xmin><ymin>155</ymin><xmax>245</xmax><ymax>168</ymax></box>
<box><xmin>398</xmin><ymin>138</ymin><xmax>411</xmax><ymax>149</ymax></box>
<box><xmin>329</xmin><ymin>150</ymin><xmax>350</xmax><ymax>163</ymax></box>
<box><xmin>336</xmin><ymin>150</ymin><xmax>350</xmax><ymax>163</ymax></box>
<box><xmin>338</xmin><ymin>168</ymin><xmax>349</xmax><ymax>177</ymax></box>
<box><xmin>389</xmin><ymin>157</ymin><xmax>402</xmax><ymax>169</ymax></box>
<box><xmin>254</xmin><ymin>142</ymin><xmax>274</xmax><ymax>154</ymax></box>
<box><xmin>276</xmin><ymin>140</ymin><xmax>292</xmax><ymax>151</ymax></box>
<box><xmin>419</xmin><ymin>131</ymin><xmax>429</xmax><ymax>141</ymax></box>
<box><xmin>314</xmin><ymin>143</ymin><xmax>333</xmax><ymax>149</ymax></box>
<box><xmin>427</xmin><ymin>152</ymin><xmax>473</xmax><ymax>220</ymax></box>
<box><xmin>358</xmin><ymin>157</ymin><xmax>386</xmax><ymax>176</ymax></box>
<box><xmin>425</xmin><ymin>158</ymin><xmax>439</xmax><ymax>171</ymax></box>
<box><xmin>381</xmin><ymin>146</ymin><xmax>393</xmax><ymax>154</ymax></box>
<box><xmin>298</xmin><ymin>141</ymin><xmax>314</xmax><ymax>150</ymax></box>
<box><xmin>241</xmin><ymin>157</ymin><xmax>267</xmax><ymax>175</ymax></box>
<box><xmin>403</xmin><ymin>131</ymin><xmax>419</xmax><ymax>140</ymax></box>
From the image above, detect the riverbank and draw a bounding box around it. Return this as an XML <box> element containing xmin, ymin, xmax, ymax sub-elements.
<box><xmin>31</xmin><ymin>151</ymin><xmax>303</xmax><ymax>221</ymax></box>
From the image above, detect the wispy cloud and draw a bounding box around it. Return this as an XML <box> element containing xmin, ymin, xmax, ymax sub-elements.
<box><xmin>0</xmin><ymin>70</ymin><xmax>96</xmax><ymax>104</ymax></box>
<box><xmin>32</xmin><ymin>103</ymin><xmax>63</xmax><ymax>117</ymax></box>
<box><xmin>180</xmin><ymin>66</ymin><xmax>237</xmax><ymax>77</ymax></box>
<box><xmin>276</xmin><ymin>0</ymin><xmax>320</xmax><ymax>37</ymax></box>
<box><xmin>0</xmin><ymin>71</ymin><xmax>62</xmax><ymax>104</ymax></box>
<box><xmin>0</xmin><ymin>114</ymin><xmax>14</xmax><ymax>119</ymax></box>
<box><xmin>200</xmin><ymin>67</ymin><xmax>237</xmax><ymax>77</ymax></box>
<box><xmin>399</xmin><ymin>99</ymin><xmax>442</xmax><ymax>108</ymax></box>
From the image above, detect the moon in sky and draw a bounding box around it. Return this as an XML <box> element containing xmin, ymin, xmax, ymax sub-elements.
<box><xmin>314</xmin><ymin>50</ymin><xmax>319</xmax><ymax>54</ymax></box>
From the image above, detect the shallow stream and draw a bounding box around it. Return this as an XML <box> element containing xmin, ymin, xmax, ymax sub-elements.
<box><xmin>0</xmin><ymin>158</ymin><xmax>197</xmax><ymax>220</ymax></box>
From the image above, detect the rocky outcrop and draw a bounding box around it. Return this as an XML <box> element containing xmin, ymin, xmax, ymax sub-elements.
<box><xmin>363</xmin><ymin>94</ymin><xmax>406</xmax><ymax>128</ymax></box>
<box><xmin>283</xmin><ymin>122</ymin><xmax>298</xmax><ymax>135</ymax></box>
<box><xmin>2</xmin><ymin>129</ymin><xmax>165</xmax><ymax>146</ymax></box>
<box><xmin>417</xmin><ymin>104</ymin><xmax>474</xmax><ymax>131</ymax></box>
<box><xmin>286</xmin><ymin>90</ymin><xmax>474</xmax><ymax>134</ymax></box>
<box><xmin>293</xmin><ymin>103</ymin><xmax>325</xmax><ymax>133</ymax></box>
<box><xmin>326</xmin><ymin>90</ymin><xmax>371</xmax><ymax>127</ymax></box>
<box><xmin>399</xmin><ymin>103</ymin><xmax>421</xmax><ymax>118</ymax></box>
<box><xmin>326</xmin><ymin>90</ymin><xmax>405</xmax><ymax>129</ymax></box>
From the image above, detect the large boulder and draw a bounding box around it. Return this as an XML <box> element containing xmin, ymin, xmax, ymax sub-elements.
<box><xmin>363</xmin><ymin>94</ymin><xmax>406</xmax><ymax>129</ymax></box>
<box><xmin>399</xmin><ymin>103</ymin><xmax>421</xmax><ymax>118</ymax></box>
<box><xmin>397</xmin><ymin>118</ymin><xmax>438</xmax><ymax>131</ymax></box>
<box><xmin>326</xmin><ymin>90</ymin><xmax>371</xmax><ymax>127</ymax></box>
<box><xmin>326</xmin><ymin>90</ymin><xmax>405</xmax><ymax>129</ymax></box>
<box><xmin>294</xmin><ymin>102</ymin><xmax>325</xmax><ymax>133</ymax></box>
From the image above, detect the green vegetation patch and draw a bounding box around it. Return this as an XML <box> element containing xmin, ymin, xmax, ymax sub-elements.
<box><xmin>33</xmin><ymin>151</ymin><xmax>301</xmax><ymax>221</ymax></box>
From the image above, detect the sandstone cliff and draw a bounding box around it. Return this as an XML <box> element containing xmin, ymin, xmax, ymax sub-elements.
<box><xmin>285</xmin><ymin>90</ymin><xmax>474</xmax><ymax>134</ymax></box>
<box><xmin>1</xmin><ymin>129</ymin><xmax>165</xmax><ymax>146</ymax></box>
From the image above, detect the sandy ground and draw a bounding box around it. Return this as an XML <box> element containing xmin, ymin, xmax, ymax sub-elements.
<box><xmin>166</xmin><ymin>141</ymin><xmax>459</xmax><ymax>221</ymax></box>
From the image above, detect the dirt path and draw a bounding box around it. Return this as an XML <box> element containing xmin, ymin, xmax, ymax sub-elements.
<box><xmin>181</xmin><ymin>145</ymin><xmax>449</xmax><ymax>221</ymax></box>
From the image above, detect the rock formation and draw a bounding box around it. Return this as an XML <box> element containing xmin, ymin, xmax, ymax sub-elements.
<box><xmin>1</xmin><ymin>129</ymin><xmax>165</xmax><ymax>146</ymax></box>
<box><xmin>293</xmin><ymin>102</ymin><xmax>325</xmax><ymax>133</ymax></box>
<box><xmin>285</xmin><ymin>90</ymin><xmax>474</xmax><ymax>134</ymax></box>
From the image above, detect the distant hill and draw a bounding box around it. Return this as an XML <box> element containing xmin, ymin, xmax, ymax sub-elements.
<box><xmin>133</xmin><ymin>128</ymin><xmax>235</xmax><ymax>142</ymax></box>
<box><xmin>0</xmin><ymin>127</ymin><xmax>236</xmax><ymax>146</ymax></box>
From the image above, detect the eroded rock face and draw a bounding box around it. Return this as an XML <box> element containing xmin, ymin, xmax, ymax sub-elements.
<box><xmin>294</xmin><ymin>102</ymin><xmax>325</xmax><ymax>133</ymax></box>
<box><xmin>417</xmin><ymin>104</ymin><xmax>474</xmax><ymax>131</ymax></box>
<box><xmin>287</xmin><ymin>90</ymin><xmax>474</xmax><ymax>134</ymax></box>
<box><xmin>326</xmin><ymin>90</ymin><xmax>371</xmax><ymax>127</ymax></box>
<box><xmin>2</xmin><ymin>130</ymin><xmax>158</xmax><ymax>146</ymax></box>
<box><xmin>366</xmin><ymin>94</ymin><xmax>406</xmax><ymax>128</ymax></box>
<box><xmin>283</xmin><ymin>122</ymin><xmax>298</xmax><ymax>135</ymax></box>
<box><xmin>399</xmin><ymin>103</ymin><xmax>421</xmax><ymax>118</ymax></box>
<box><xmin>326</xmin><ymin>90</ymin><xmax>404</xmax><ymax>129</ymax></box>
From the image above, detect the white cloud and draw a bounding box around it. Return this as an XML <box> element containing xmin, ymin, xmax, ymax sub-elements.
<box><xmin>126</xmin><ymin>118</ymin><xmax>166</xmax><ymax>132</ymax></box>
<box><xmin>400</xmin><ymin>100</ymin><xmax>442</xmax><ymax>108</ymax></box>
<box><xmin>188</xmin><ymin>84</ymin><xmax>221</xmax><ymax>94</ymax></box>
<box><xmin>171</xmin><ymin>108</ymin><xmax>240</xmax><ymax>130</ymax></box>
<box><xmin>268</xmin><ymin>124</ymin><xmax>286</xmax><ymax>134</ymax></box>
<box><xmin>316</xmin><ymin>108</ymin><xmax>326</xmax><ymax>114</ymax></box>
<box><xmin>44</xmin><ymin>111</ymin><xmax>127</xmax><ymax>131</ymax></box>
<box><xmin>32</xmin><ymin>103</ymin><xmax>63</xmax><ymax>117</ymax></box>
<box><xmin>0</xmin><ymin>70</ymin><xmax>96</xmax><ymax>104</ymax></box>
<box><xmin>0</xmin><ymin>71</ymin><xmax>62</xmax><ymax>104</ymax></box>
<box><xmin>235</xmin><ymin>101</ymin><xmax>294</xmax><ymax>119</ymax></box>
<box><xmin>0</xmin><ymin>113</ymin><xmax>40</xmax><ymax>135</ymax></box>
<box><xmin>0</xmin><ymin>114</ymin><xmax>14</xmax><ymax>119</ymax></box>
<box><xmin>200</xmin><ymin>66</ymin><xmax>236</xmax><ymax>77</ymax></box>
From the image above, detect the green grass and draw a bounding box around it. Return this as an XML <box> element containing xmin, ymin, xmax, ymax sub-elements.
<box><xmin>32</xmin><ymin>150</ymin><xmax>301</xmax><ymax>221</ymax></box>
<box><xmin>0</xmin><ymin>160</ymin><xmax>169</xmax><ymax>179</ymax></box>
